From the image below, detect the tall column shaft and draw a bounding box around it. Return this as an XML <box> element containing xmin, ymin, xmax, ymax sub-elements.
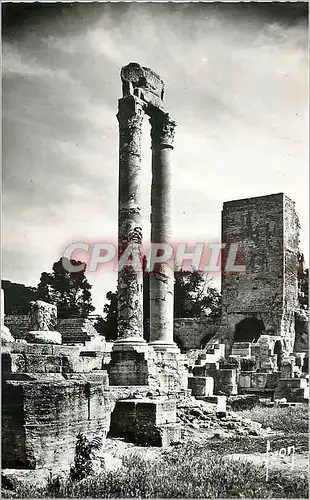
<box><xmin>149</xmin><ymin>112</ymin><xmax>178</xmax><ymax>351</ymax></box>
<box><xmin>117</xmin><ymin>95</ymin><xmax>145</xmax><ymax>343</ymax></box>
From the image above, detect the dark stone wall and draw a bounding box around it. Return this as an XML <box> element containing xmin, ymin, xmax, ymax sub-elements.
<box><xmin>221</xmin><ymin>193</ymin><xmax>300</xmax><ymax>353</ymax></box>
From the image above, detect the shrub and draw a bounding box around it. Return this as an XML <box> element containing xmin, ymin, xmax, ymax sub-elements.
<box><xmin>69</xmin><ymin>432</ymin><xmax>103</xmax><ymax>482</ymax></box>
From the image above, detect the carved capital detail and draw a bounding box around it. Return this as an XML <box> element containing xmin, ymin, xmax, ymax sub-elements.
<box><xmin>117</xmin><ymin>95</ymin><xmax>145</xmax><ymax>131</ymax></box>
<box><xmin>150</xmin><ymin>112</ymin><xmax>177</xmax><ymax>149</ymax></box>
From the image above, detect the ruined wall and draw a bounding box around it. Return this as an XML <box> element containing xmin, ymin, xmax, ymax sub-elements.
<box><xmin>2</xmin><ymin>378</ymin><xmax>112</xmax><ymax>469</ymax></box>
<box><xmin>109</xmin><ymin>346</ymin><xmax>188</xmax><ymax>395</ymax></box>
<box><xmin>221</xmin><ymin>193</ymin><xmax>300</xmax><ymax>353</ymax></box>
<box><xmin>2</xmin><ymin>342</ymin><xmax>112</xmax><ymax>470</ymax></box>
<box><xmin>283</xmin><ymin>196</ymin><xmax>300</xmax><ymax>351</ymax></box>
<box><xmin>5</xmin><ymin>315</ymin><xmax>219</xmax><ymax>351</ymax></box>
<box><xmin>4</xmin><ymin>316</ymin><xmax>99</xmax><ymax>344</ymax></box>
<box><xmin>174</xmin><ymin>318</ymin><xmax>218</xmax><ymax>351</ymax></box>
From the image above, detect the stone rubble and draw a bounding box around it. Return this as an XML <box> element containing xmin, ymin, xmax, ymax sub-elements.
<box><xmin>176</xmin><ymin>397</ymin><xmax>264</xmax><ymax>438</ymax></box>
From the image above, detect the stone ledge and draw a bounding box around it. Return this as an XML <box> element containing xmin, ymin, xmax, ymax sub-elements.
<box><xmin>26</xmin><ymin>331</ymin><xmax>61</xmax><ymax>345</ymax></box>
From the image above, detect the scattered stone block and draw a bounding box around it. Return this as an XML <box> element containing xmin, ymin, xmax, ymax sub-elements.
<box><xmin>109</xmin><ymin>398</ymin><xmax>178</xmax><ymax>446</ymax></box>
<box><xmin>187</xmin><ymin>376</ymin><xmax>214</xmax><ymax>397</ymax></box>
<box><xmin>275</xmin><ymin>377</ymin><xmax>309</xmax><ymax>402</ymax></box>
<box><xmin>227</xmin><ymin>394</ymin><xmax>259</xmax><ymax>410</ymax></box>
<box><xmin>199</xmin><ymin>395</ymin><xmax>222</xmax><ymax>404</ymax></box>
<box><xmin>280</xmin><ymin>358</ymin><xmax>295</xmax><ymax>378</ymax></box>
<box><xmin>239</xmin><ymin>372</ymin><xmax>252</xmax><ymax>389</ymax></box>
<box><xmin>213</xmin><ymin>369</ymin><xmax>238</xmax><ymax>395</ymax></box>
<box><xmin>251</xmin><ymin>373</ymin><xmax>268</xmax><ymax>390</ymax></box>
<box><xmin>231</xmin><ymin>342</ymin><xmax>251</xmax><ymax>357</ymax></box>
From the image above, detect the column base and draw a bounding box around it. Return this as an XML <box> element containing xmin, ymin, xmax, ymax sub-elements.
<box><xmin>26</xmin><ymin>331</ymin><xmax>62</xmax><ymax>345</ymax></box>
<box><xmin>148</xmin><ymin>340</ymin><xmax>180</xmax><ymax>353</ymax></box>
<box><xmin>112</xmin><ymin>336</ymin><xmax>147</xmax><ymax>351</ymax></box>
<box><xmin>109</xmin><ymin>341</ymin><xmax>150</xmax><ymax>386</ymax></box>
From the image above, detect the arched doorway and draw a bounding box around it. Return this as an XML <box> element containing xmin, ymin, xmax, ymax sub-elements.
<box><xmin>234</xmin><ymin>317</ymin><xmax>264</xmax><ymax>343</ymax></box>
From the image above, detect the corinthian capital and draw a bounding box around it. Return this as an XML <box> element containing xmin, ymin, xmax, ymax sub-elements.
<box><xmin>117</xmin><ymin>95</ymin><xmax>145</xmax><ymax>131</ymax></box>
<box><xmin>150</xmin><ymin>111</ymin><xmax>177</xmax><ymax>149</ymax></box>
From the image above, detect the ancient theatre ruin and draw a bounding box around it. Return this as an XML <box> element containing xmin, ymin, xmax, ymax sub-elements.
<box><xmin>1</xmin><ymin>63</ymin><xmax>308</xmax><ymax>477</ymax></box>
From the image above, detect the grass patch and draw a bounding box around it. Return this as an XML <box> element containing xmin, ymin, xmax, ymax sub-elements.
<box><xmin>237</xmin><ymin>404</ymin><xmax>308</xmax><ymax>433</ymax></box>
<box><xmin>8</xmin><ymin>443</ymin><xmax>308</xmax><ymax>498</ymax></box>
<box><xmin>205</xmin><ymin>433</ymin><xmax>309</xmax><ymax>455</ymax></box>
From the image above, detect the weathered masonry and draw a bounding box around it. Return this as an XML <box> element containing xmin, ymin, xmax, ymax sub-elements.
<box><xmin>110</xmin><ymin>62</ymin><xmax>185</xmax><ymax>387</ymax></box>
<box><xmin>220</xmin><ymin>193</ymin><xmax>300</xmax><ymax>353</ymax></box>
<box><xmin>116</xmin><ymin>62</ymin><xmax>178</xmax><ymax>352</ymax></box>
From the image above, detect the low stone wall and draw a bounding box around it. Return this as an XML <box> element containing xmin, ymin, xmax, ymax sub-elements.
<box><xmin>5</xmin><ymin>315</ymin><xmax>220</xmax><ymax>351</ymax></box>
<box><xmin>4</xmin><ymin>316</ymin><xmax>100</xmax><ymax>345</ymax></box>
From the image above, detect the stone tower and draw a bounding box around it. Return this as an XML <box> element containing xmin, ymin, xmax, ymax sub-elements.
<box><xmin>221</xmin><ymin>193</ymin><xmax>300</xmax><ymax>353</ymax></box>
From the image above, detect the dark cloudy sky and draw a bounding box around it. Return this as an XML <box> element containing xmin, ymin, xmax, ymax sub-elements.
<box><xmin>2</xmin><ymin>2</ymin><xmax>308</xmax><ymax>312</ymax></box>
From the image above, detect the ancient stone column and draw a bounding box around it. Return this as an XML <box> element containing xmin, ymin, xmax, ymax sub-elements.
<box><xmin>27</xmin><ymin>300</ymin><xmax>61</xmax><ymax>344</ymax></box>
<box><xmin>116</xmin><ymin>94</ymin><xmax>146</xmax><ymax>345</ymax></box>
<box><xmin>149</xmin><ymin>111</ymin><xmax>179</xmax><ymax>351</ymax></box>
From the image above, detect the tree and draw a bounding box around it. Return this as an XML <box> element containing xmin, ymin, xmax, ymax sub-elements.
<box><xmin>100</xmin><ymin>290</ymin><xmax>118</xmax><ymax>341</ymax></box>
<box><xmin>174</xmin><ymin>270</ymin><xmax>221</xmax><ymax>319</ymax></box>
<box><xmin>36</xmin><ymin>257</ymin><xmax>95</xmax><ymax>319</ymax></box>
<box><xmin>98</xmin><ymin>257</ymin><xmax>150</xmax><ymax>341</ymax></box>
<box><xmin>101</xmin><ymin>267</ymin><xmax>221</xmax><ymax>340</ymax></box>
<box><xmin>2</xmin><ymin>280</ymin><xmax>37</xmax><ymax>315</ymax></box>
<box><xmin>36</xmin><ymin>272</ymin><xmax>53</xmax><ymax>303</ymax></box>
